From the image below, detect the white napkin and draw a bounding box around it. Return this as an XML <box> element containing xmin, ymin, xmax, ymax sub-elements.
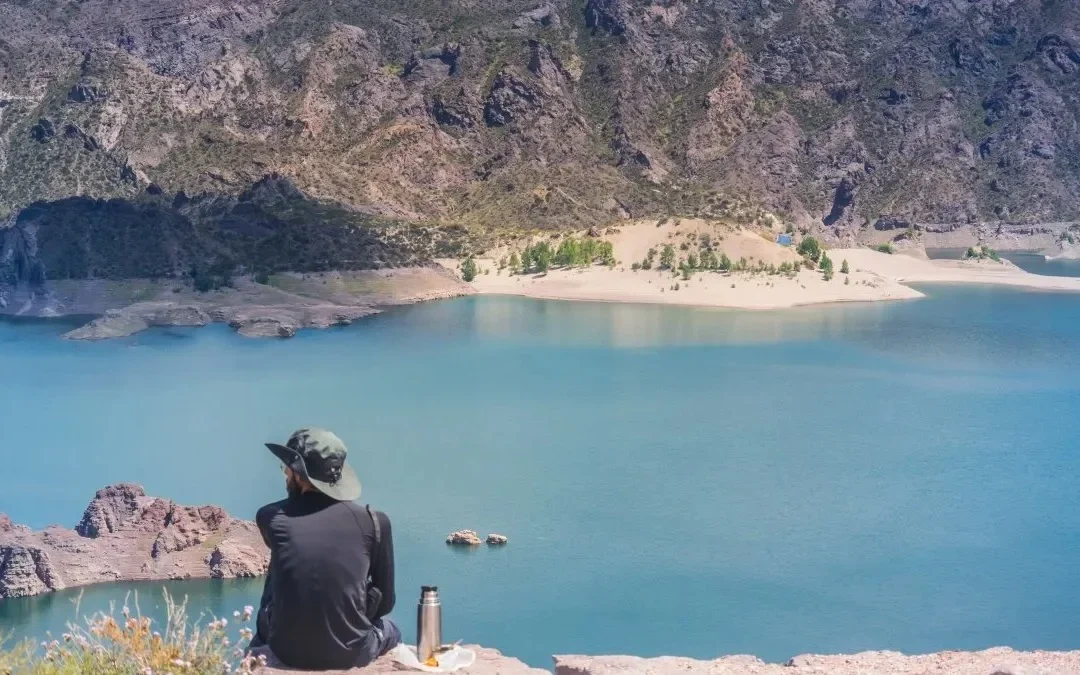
<box><xmin>389</xmin><ymin>644</ymin><xmax>477</xmax><ymax>672</ymax></box>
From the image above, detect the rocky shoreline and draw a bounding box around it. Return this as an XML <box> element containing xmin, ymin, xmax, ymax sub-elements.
<box><xmin>253</xmin><ymin>645</ymin><xmax>1080</xmax><ymax>675</ymax></box>
<box><xmin>0</xmin><ymin>484</ymin><xmax>268</xmax><ymax>599</ymax></box>
<box><xmin>0</xmin><ymin>266</ymin><xmax>473</xmax><ymax>341</ymax></box>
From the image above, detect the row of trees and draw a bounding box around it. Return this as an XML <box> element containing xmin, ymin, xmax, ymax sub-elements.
<box><xmin>491</xmin><ymin>238</ymin><xmax>616</xmax><ymax>276</ymax></box>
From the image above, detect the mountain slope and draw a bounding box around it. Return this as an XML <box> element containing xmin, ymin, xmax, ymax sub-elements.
<box><xmin>1</xmin><ymin>0</ymin><xmax>1078</xmax><ymax>236</ymax></box>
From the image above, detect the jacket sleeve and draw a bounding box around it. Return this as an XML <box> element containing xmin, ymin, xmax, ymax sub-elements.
<box><xmin>371</xmin><ymin>511</ymin><xmax>396</xmax><ymax>618</ymax></box>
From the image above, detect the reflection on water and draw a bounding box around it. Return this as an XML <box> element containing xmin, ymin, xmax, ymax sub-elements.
<box><xmin>0</xmin><ymin>578</ymin><xmax>266</xmax><ymax>643</ymax></box>
<box><xmin>409</xmin><ymin>294</ymin><xmax>899</xmax><ymax>349</ymax></box>
<box><xmin>398</xmin><ymin>290</ymin><xmax>1080</xmax><ymax>371</ymax></box>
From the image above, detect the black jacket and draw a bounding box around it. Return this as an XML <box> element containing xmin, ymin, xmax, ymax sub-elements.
<box><xmin>254</xmin><ymin>491</ymin><xmax>395</xmax><ymax>670</ymax></box>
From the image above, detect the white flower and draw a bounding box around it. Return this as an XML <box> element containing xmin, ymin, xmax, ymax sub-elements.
<box><xmin>233</xmin><ymin>610</ymin><xmax>241</xmax><ymax>618</ymax></box>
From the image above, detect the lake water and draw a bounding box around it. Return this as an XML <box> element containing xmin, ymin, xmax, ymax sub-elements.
<box><xmin>926</xmin><ymin>248</ymin><xmax>1080</xmax><ymax>277</ymax></box>
<box><xmin>2</xmin><ymin>289</ymin><xmax>1080</xmax><ymax>666</ymax></box>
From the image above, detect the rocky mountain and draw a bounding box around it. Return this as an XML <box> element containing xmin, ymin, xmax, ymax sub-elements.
<box><xmin>0</xmin><ymin>0</ymin><xmax>1079</xmax><ymax>240</ymax></box>
<box><xmin>0</xmin><ymin>483</ymin><xmax>268</xmax><ymax>598</ymax></box>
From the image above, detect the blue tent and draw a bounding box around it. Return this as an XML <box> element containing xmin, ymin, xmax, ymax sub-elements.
<box><xmin>777</xmin><ymin>233</ymin><xmax>793</xmax><ymax>246</ymax></box>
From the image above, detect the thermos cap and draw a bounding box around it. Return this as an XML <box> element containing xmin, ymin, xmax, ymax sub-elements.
<box><xmin>422</xmin><ymin>585</ymin><xmax>438</xmax><ymax>594</ymax></box>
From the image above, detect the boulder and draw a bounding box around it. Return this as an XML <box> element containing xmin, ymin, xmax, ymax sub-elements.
<box><xmin>75</xmin><ymin>483</ymin><xmax>147</xmax><ymax>537</ymax></box>
<box><xmin>486</xmin><ymin>533</ymin><xmax>508</xmax><ymax>545</ymax></box>
<box><xmin>446</xmin><ymin>529</ymin><xmax>483</xmax><ymax>546</ymax></box>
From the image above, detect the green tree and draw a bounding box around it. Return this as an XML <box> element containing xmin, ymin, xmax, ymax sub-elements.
<box><xmin>841</xmin><ymin>259</ymin><xmax>850</xmax><ymax>274</ymax></box>
<box><xmin>719</xmin><ymin>253</ymin><xmax>732</xmax><ymax>271</ymax></box>
<box><xmin>819</xmin><ymin>252</ymin><xmax>834</xmax><ymax>280</ymax></box>
<box><xmin>533</xmin><ymin>242</ymin><xmax>553</xmax><ymax>273</ymax></box>
<box><xmin>579</xmin><ymin>238</ymin><xmax>599</xmax><ymax>266</ymax></box>
<box><xmin>687</xmin><ymin>253</ymin><xmax>699</xmax><ymax>270</ymax></box>
<box><xmin>598</xmin><ymin>241</ymin><xmax>616</xmax><ymax>266</ymax></box>
<box><xmin>556</xmin><ymin>238</ymin><xmax>579</xmax><ymax>267</ymax></box>
<box><xmin>461</xmin><ymin>256</ymin><xmax>478</xmax><ymax>282</ymax></box>
<box><xmin>797</xmin><ymin>236</ymin><xmax>822</xmax><ymax>262</ymax></box>
<box><xmin>509</xmin><ymin>251</ymin><xmax>522</xmax><ymax>274</ymax></box>
<box><xmin>660</xmin><ymin>244</ymin><xmax>676</xmax><ymax>270</ymax></box>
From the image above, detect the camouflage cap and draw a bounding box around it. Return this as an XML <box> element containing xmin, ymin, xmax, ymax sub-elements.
<box><xmin>266</xmin><ymin>428</ymin><xmax>361</xmax><ymax>501</ymax></box>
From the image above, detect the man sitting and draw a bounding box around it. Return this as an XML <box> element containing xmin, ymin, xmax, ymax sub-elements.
<box><xmin>250</xmin><ymin>428</ymin><xmax>400</xmax><ymax>670</ymax></box>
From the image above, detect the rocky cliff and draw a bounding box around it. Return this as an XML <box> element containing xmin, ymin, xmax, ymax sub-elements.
<box><xmin>0</xmin><ymin>483</ymin><xmax>268</xmax><ymax>599</ymax></box>
<box><xmin>0</xmin><ymin>175</ymin><xmax>474</xmax><ymax>321</ymax></box>
<box><xmin>1</xmin><ymin>0</ymin><xmax>1078</xmax><ymax>239</ymax></box>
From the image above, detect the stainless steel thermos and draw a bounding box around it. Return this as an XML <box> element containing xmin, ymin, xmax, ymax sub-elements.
<box><xmin>417</xmin><ymin>585</ymin><xmax>443</xmax><ymax>662</ymax></box>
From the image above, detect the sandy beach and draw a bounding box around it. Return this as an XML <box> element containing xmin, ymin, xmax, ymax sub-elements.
<box><xmin>454</xmin><ymin>220</ymin><xmax>1080</xmax><ymax>310</ymax></box>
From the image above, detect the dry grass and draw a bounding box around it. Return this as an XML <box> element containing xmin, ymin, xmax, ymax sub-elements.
<box><xmin>0</xmin><ymin>590</ymin><xmax>264</xmax><ymax>675</ymax></box>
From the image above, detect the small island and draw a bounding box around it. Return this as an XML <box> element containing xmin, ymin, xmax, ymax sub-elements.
<box><xmin>0</xmin><ymin>484</ymin><xmax>268</xmax><ymax>599</ymax></box>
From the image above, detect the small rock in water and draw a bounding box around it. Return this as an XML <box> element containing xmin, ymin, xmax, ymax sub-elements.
<box><xmin>486</xmin><ymin>533</ymin><xmax>508</xmax><ymax>546</ymax></box>
<box><xmin>446</xmin><ymin>529</ymin><xmax>482</xmax><ymax>546</ymax></box>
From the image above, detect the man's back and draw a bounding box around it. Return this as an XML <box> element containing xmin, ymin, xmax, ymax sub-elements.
<box><xmin>256</xmin><ymin>491</ymin><xmax>395</xmax><ymax>670</ymax></box>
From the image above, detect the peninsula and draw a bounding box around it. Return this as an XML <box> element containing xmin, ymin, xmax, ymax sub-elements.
<box><xmin>460</xmin><ymin>220</ymin><xmax>1080</xmax><ymax>310</ymax></box>
<box><xmin>0</xmin><ymin>484</ymin><xmax>268</xmax><ymax>599</ymax></box>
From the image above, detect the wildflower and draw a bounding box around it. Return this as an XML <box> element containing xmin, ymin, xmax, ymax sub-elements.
<box><xmin>122</xmin><ymin>605</ymin><xmax>131</xmax><ymax>617</ymax></box>
<box><xmin>222</xmin><ymin>637</ymin><xmax>231</xmax><ymax>646</ymax></box>
<box><xmin>242</xmin><ymin>605</ymin><xmax>254</xmax><ymax>621</ymax></box>
<box><xmin>220</xmin><ymin>618</ymin><xmax>228</xmax><ymax>628</ymax></box>
<box><xmin>234</xmin><ymin>610</ymin><xmax>241</xmax><ymax>618</ymax></box>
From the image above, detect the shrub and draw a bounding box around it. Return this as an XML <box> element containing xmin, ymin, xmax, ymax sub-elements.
<box><xmin>840</xmin><ymin>259</ymin><xmax>850</xmax><ymax>274</ymax></box>
<box><xmin>508</xmin><ymin>251</ymin><xmax>522</xmax><ymax>274</ymax></box>
<box><xmin>875</xmin><ymin>243</ymin><xmax>895</xmax><ymax>254</ymax></box>
<box><xmin>461</xmin><ymin>256</ymin><xmax>478</xmax><ymax>282</ymax></box>
<box><xmin>0</xmin><ymin>591</ymin><xmax>262</xmax><ymax>675</ymax></box>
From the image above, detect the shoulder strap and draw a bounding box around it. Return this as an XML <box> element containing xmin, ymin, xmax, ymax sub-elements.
<box><xmin>366</xmin><ymin>504</ymin><xmax>381</xmax><ymax>548</ymax></box>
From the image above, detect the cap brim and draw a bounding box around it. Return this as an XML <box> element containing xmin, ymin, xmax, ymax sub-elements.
<box><xmin>266</xmin><ymin>443</ymin><xmax>302</xmax><ymax>471</ymax></box>
<box><xmin>308</xmin><ymin>461</ymin><xmax>362</xmax><ymax>502</ymax></box>
<box><xmin>265</xmin><ymin>443</ymin><xmax>362</xmax><ymax>502</ymax></box>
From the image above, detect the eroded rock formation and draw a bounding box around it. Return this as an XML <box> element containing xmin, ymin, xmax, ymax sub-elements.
<box><xmin>0</xmin><ymin>484</ymin><xmax>268</xmax><ymax>599</ymax></box>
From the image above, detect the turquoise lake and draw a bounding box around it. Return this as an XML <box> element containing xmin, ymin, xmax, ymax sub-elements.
<box><xmin>2</xmin><ymin>288</ymin><xmax>1080</xmax><ymax>665</ymax></box>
